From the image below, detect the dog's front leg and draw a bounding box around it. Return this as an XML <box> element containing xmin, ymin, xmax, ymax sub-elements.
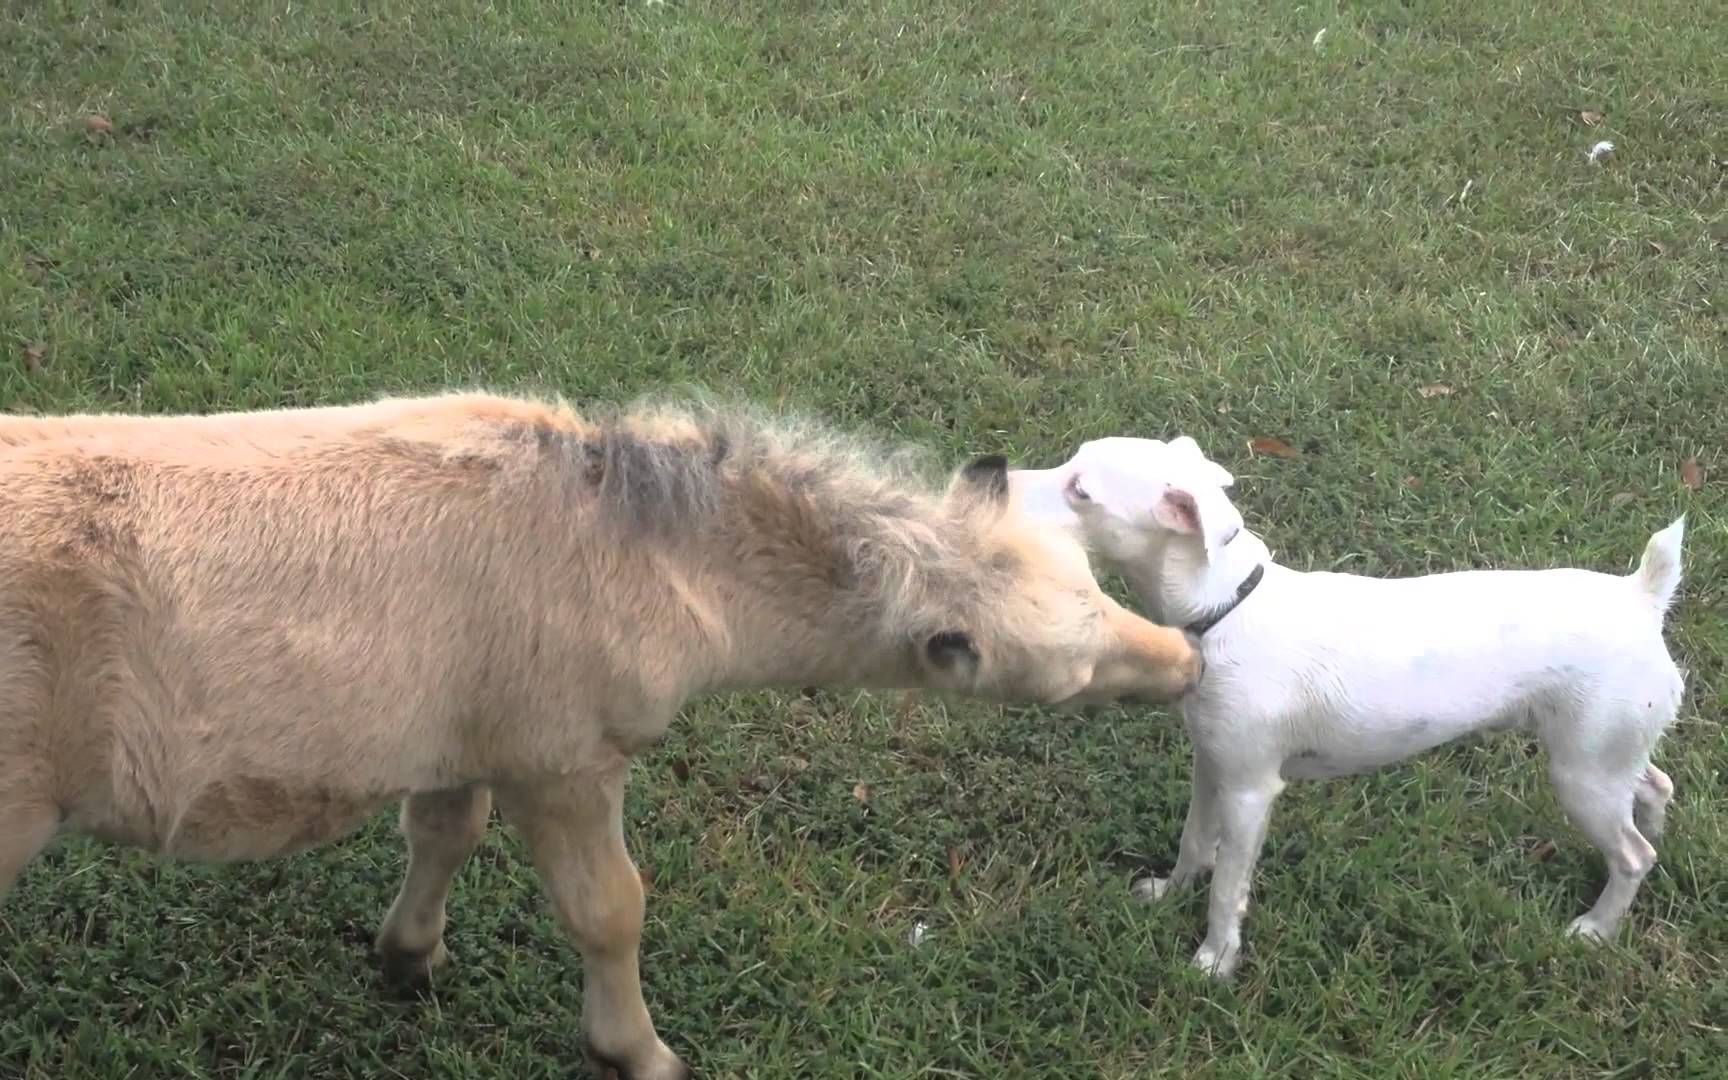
<box><xmin>1192</xmin><ymin>774</ymin><xmax>1284</xmax><ymax>980</ymax></box>
<box><xmin>1133</xmin><ymin>748</ymin><xmax>1221</xmax><ymax>902</ymax></box>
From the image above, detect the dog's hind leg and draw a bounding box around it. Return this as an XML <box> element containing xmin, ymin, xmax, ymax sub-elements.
<box><xmin>1632</xmin><ymin>765</ymin><xmax>1673</xmax><ymax>842</ymax></box>
<box><xmin>1134</xmin><ymin>747</ymin><xmax>1221</xmax><ymax>903</ymax></box>
<box><xmin>1549</xmin><ymin>759</ymin><xmax>1656</xmax><ymax>942</ymax></box>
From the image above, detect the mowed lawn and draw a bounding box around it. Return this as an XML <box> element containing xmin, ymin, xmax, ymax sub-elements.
<box><xmin>3</xmin><ymin>1</ymin><xmax>1724</xmax><ymax>1076</ymax></box>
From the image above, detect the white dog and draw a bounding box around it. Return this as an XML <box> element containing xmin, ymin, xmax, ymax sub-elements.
<box><xmin>1011</xmin><ymin>436</ymin><xmax>1685</xmax><ymax>979</ymax></box>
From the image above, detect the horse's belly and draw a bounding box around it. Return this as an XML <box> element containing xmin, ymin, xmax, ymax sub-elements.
<box><xmin>159</xmin><ymin>777</ymin><xmax>399</xmax><ymax>861</ymax></box>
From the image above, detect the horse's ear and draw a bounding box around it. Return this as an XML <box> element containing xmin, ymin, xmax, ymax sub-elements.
<box><xmin>949</xmin><ymin>454</ymin><xmax>1010</xmax><ymax>509</ymax></box>
<box><xmin>919</xmin><ymin>628</ymin><xmax>982</xmax><ymax>688</ymax></box>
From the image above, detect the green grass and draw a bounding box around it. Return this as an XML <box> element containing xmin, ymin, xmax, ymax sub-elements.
<box><xmin>2</xmin><ymin>0</ymin><xmax>1724</xmax><ymax>1075</ymax></box>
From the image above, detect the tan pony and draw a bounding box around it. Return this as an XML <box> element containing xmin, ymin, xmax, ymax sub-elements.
<box><xmin>0</xmin><ymin>393</ymin><xmax>1200</xmax><ymax>1078</ymax></box>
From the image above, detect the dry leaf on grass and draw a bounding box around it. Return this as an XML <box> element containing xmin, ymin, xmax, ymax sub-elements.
<box><xmin>1610</xmin><ymin>492</ymin><xmax>1636</xmax><ymax>508</ymax></box>
<box><xmin>851</xmin><ymin>782</ymin><xmax>871</xmax><ymax>804</ymax></box>
<box><xmin>947</xmin><ymin>846</ymin><xmax>964</xmax><ymax>879</ymax></box>
<box><xmin>85</xmin><ymin>114</ymin><xmax>112</xmax><ymax>135</ymax></box>
<box><xmin>22</xmin><ymin>343</ymin><xmax>45</xmax><ymax>373</ymax></box>
<box><xmin>1247</xmin><ymin>436</ymin><xmax>1300</xmax><ymax>459</ymax></box>
<box><xmin>1418</xmin><ymin>384</ymin><xmax>1453</xmax><ymax>398</ymax></box>
<box><xmin>1579</xmin><ymin>110</ymin><xmax>1604</xmax><ymax>126</ymax></box>
<box><xmin>1530</xmin><ymin>839</ymin><xmax>1558</xmax><ymax>863</ymax></box>
<box><xmin>1679</xmin><ymin>457</ymin><xmax>1703</xmax><ymax>491</ymax></box>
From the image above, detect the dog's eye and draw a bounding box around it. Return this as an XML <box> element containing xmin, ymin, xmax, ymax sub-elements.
<box><xmin>1065</xmin><ymin>474</ymin><xmax>1091</xmax><ymax>503</ymax></box>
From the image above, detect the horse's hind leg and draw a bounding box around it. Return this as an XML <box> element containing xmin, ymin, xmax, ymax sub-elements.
<box><xmin>0</xmin><ymin>796</ymin><xmax>61</xmax><ymax>900</ymax></box>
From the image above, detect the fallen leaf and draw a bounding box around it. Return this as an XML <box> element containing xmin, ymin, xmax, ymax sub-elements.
<box><xmin>851</xmin><ymin>782</ymin><xmax>871</xmax><ymax>804</ymax></box>
<box><xmin>1216</xmin><ymin>403</ymin><xmax>1231</xmax><ymax>415</ymax></box>
<box><xmin>1402</xmin><ymin>475</ymin><xmax>1421</xmax><ymax>489</ymax></box>
<box><xmin>947</xmin><ymin>846</ymin><xmax>964</xmax><ymax>879</ymax></box>
<box><xmin>1646</xmin><ymin>240</ymin><xmax>1667</xmax><ymax>256</ymax></box>
<box><xmin>1247</xmin><ymin>436</ymin><xmax>1300</xmax><ymax>459</ymax></box>
<box><xmin>22</xmin><ymin>343</ymin><xmax>45</xmax><ymax>373</ymax></box>
<box><xmin>1679</xmin><ymin>457</ymin><xmax>1703</xmax><ymax>491</ymax></box>
<box><xmin>1417</xmin><ymin>384</ymin><xmax>1454</xmax><ymax>398</ymax></box>
<box><xmin>669</xmin><ymin>758</ymin><xmax>691</xmax><ymax>783</ymax></box>
<box><xmin>85</xmin><ymin>114</ymin><xmax>112</xmax><ymax>135</ymax></box>
<box><xmin>1610</xmin><ymin>492</ymin><xmax>1636</xmax><ymax>508</ymax></box>
<box><xmin>745</xmin><ymin>774</ymin><xmax>772</xmax><ymax>793</ymax></box>
<box><xmin>1530</xmin><ymin>839</ymin><xmax>1557</xmax><ymax>863</ymax></box>
<box><xmin>1579</xmin><ymin>110</ymin><xmax>1604</xmax><ymax>126</ymax></box>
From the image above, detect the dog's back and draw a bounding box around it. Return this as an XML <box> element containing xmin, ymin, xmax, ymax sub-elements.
<box><xmin>1197</xmin><ymin>525</ymin><xmax>1685</xmax><ymax>780</ymax></box>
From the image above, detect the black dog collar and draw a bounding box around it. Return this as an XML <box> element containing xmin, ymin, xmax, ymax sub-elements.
<box><xmin>1184</xmin><ymin>564</ymin><xmax>1265</xmax><ymax>636</ymax></box>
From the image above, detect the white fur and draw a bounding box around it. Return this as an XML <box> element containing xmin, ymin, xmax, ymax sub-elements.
<box><xmin>1012</xmin><ymin>438</ymin><xmax>1685</xmax><ymax>979</ymax></box>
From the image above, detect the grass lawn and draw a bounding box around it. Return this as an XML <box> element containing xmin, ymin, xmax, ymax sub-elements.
<box><xmin>2</xmin><ymin>0</ymin><xmax>1724</xmax><ymax>1075</ymax></box>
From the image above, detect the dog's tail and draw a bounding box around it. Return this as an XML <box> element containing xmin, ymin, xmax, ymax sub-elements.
<box><xmin>1632</xmin><ymin>516</ymin><xmax>1685</xmax><ymax>616</ymax></box>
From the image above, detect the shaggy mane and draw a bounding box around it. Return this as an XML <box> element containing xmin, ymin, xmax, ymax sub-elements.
<box><xmin>509</xmin><ymin>392</ymin><xmax>1017</xmax><ymax>640</ymax></box>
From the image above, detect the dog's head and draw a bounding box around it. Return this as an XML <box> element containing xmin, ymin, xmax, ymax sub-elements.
<box><xmin>1009</xmin><ymin>436</ymin><xmax>1243</xmax><ymax>568</ymax></box>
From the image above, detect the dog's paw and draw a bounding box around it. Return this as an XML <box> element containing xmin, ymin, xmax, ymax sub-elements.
<box><xmin>1130</xmin><ymin>876</ymin><xmax>1172</xmax><ymax>903</ymax></box>
<box><xmin>1565</xmin><ymin>915</ymin><xmax>1613</xmax><ymax>944</ymax></box>
<box><xmin>1191</xmin><ymin>939</ymin><xmax>1241</xmax><ymax>980</ymax></box>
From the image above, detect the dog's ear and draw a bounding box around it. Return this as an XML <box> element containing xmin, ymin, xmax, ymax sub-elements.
<box><xmin>1167</xmin><ymin>436</ymin><xmax>1235</xmax><ymax>488</ymax></box>
<box><xmin>1153</xmin><ymin>482</ymin><xmax>1244</xmax><ymax>555</ymax></box>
